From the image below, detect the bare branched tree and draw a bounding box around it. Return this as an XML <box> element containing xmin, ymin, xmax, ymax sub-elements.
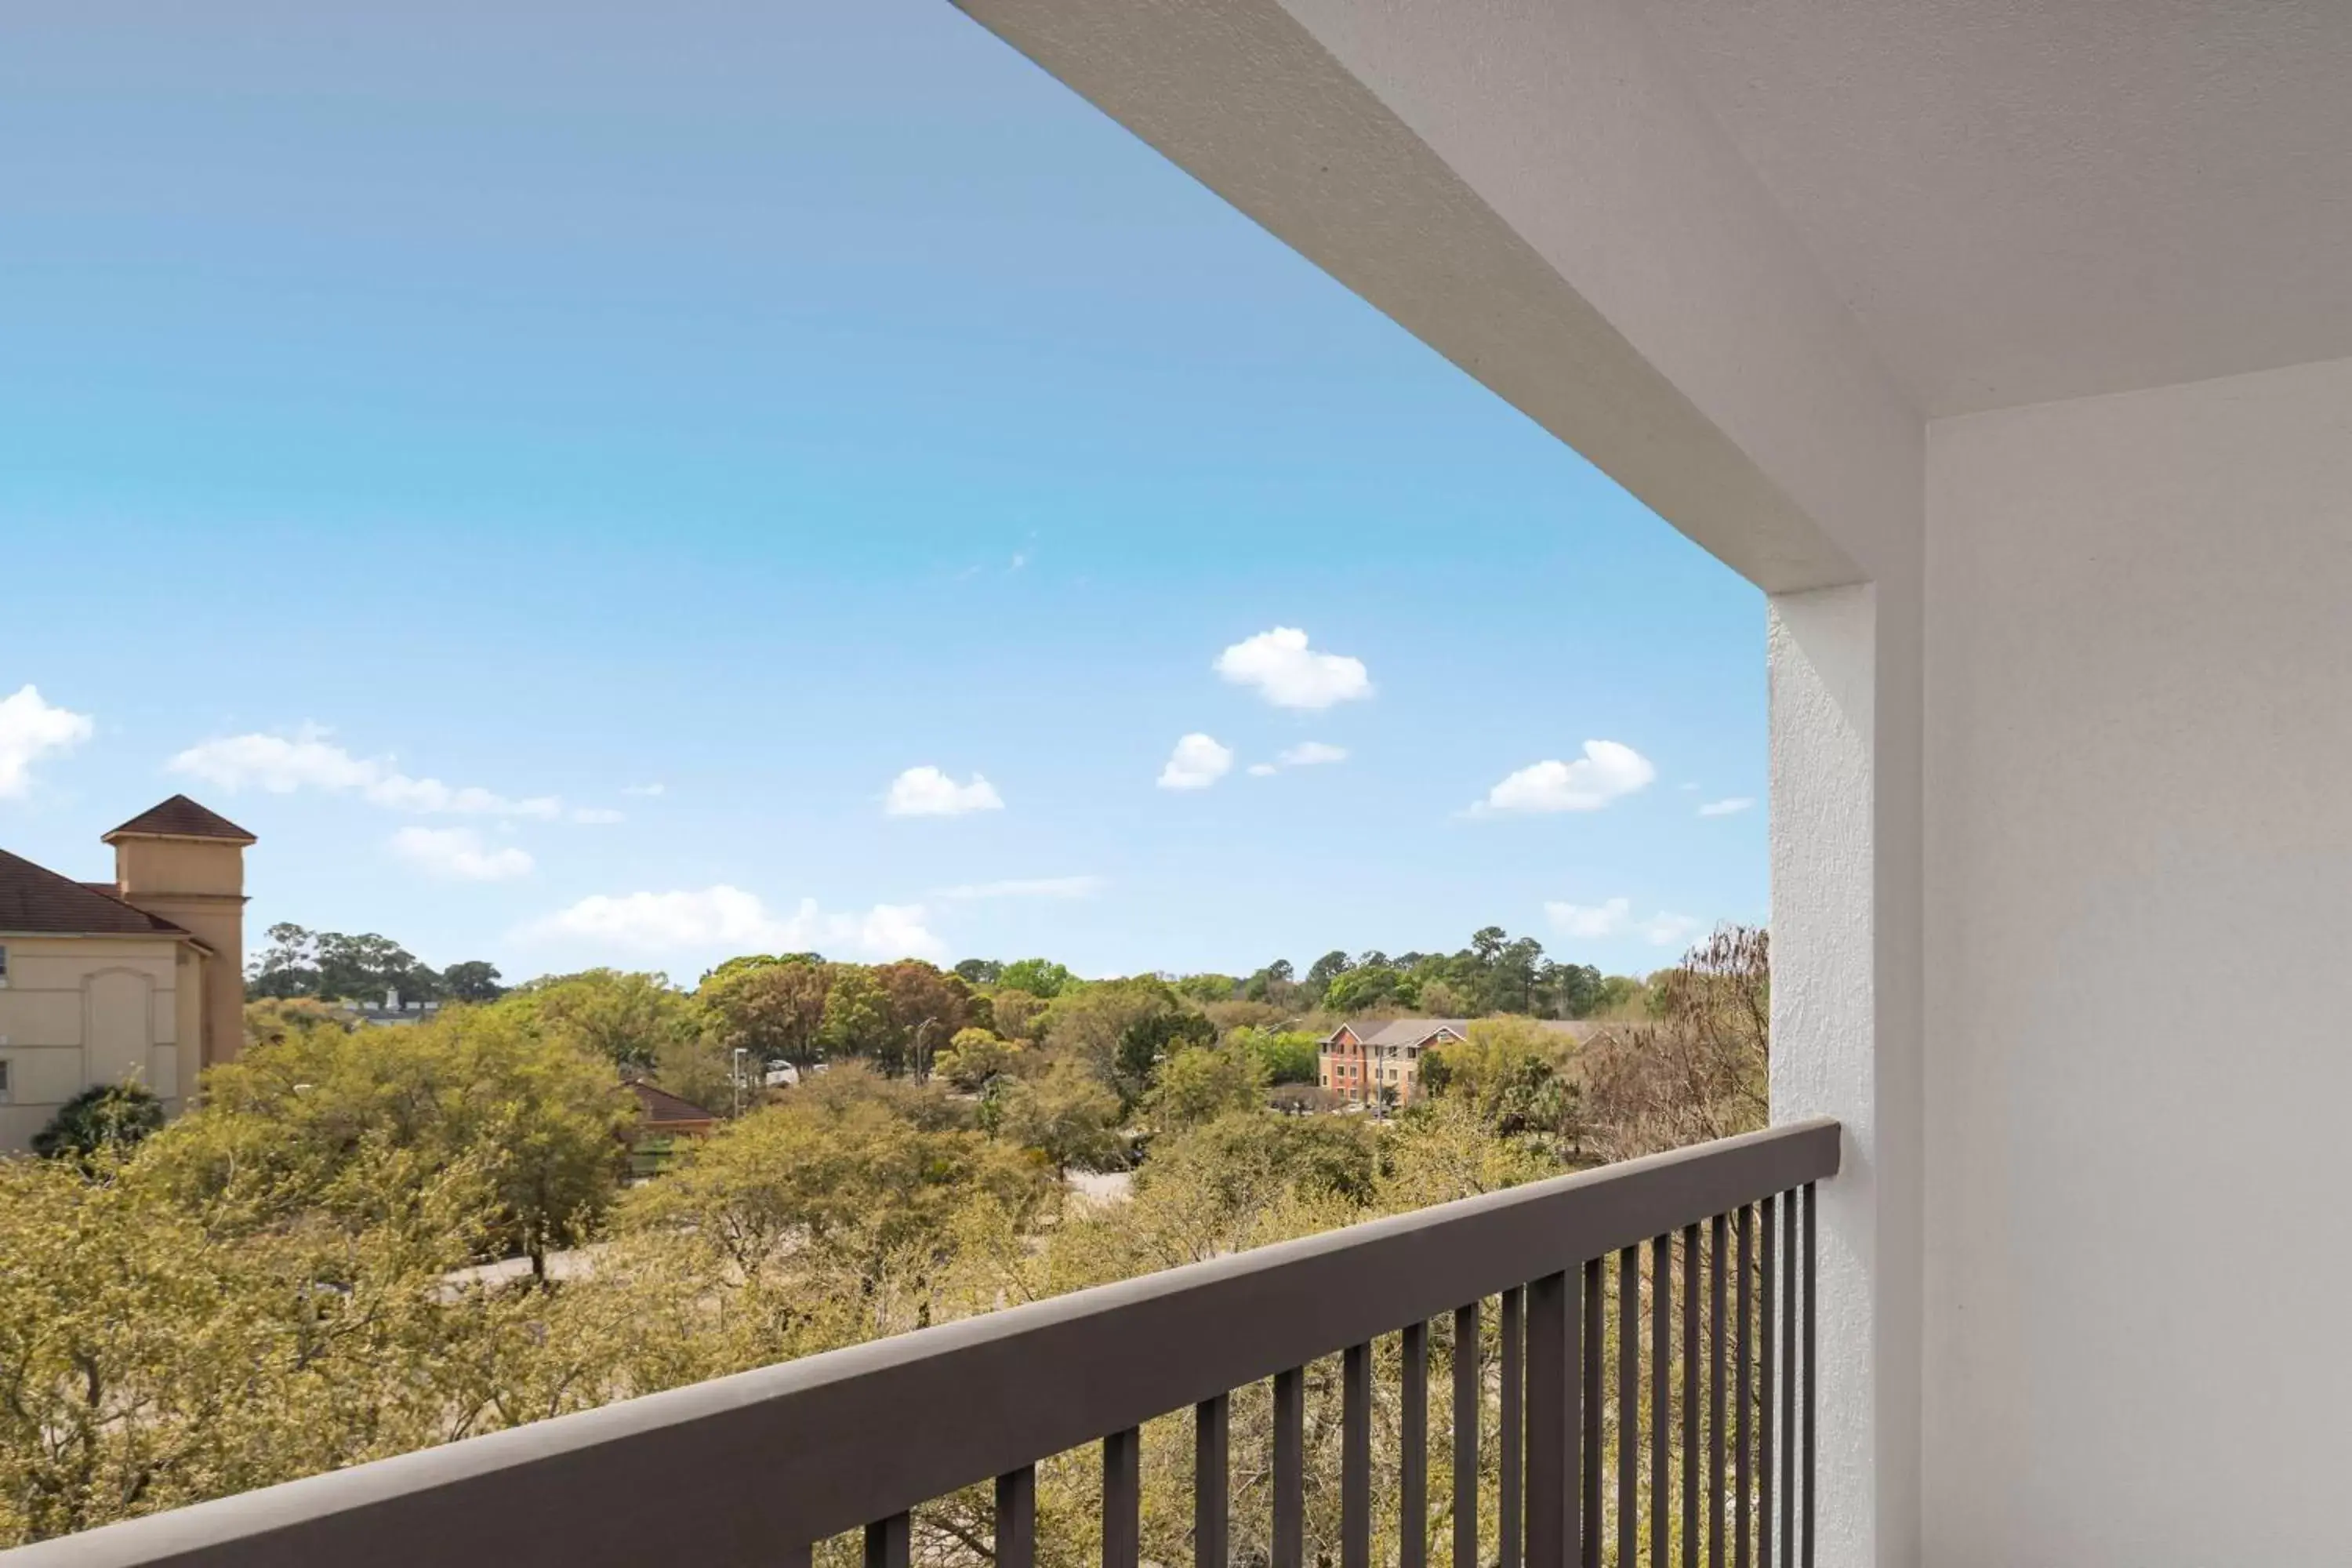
<box><xmin>1578</xmin><ymin>924</ymin><xmax>1769</xmax><ymax>1163</ymax></box>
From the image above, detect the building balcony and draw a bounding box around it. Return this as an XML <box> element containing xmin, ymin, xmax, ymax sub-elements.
<box><xmin>6</xmin><ymin>2</ymin><xmax>2339</xmax><ymax>1563</ymax></box>
<box><xmin>7</xmin><ymin>1122</ymin><xmax>1838</xmax><ymax>1567</ymax></box>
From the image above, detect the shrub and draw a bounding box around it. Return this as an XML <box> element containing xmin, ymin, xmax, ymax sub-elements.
<box><xmin>31</xmin><ymin>1083</ymin><xmax>165</xmax><ymax>1165</ymax></box>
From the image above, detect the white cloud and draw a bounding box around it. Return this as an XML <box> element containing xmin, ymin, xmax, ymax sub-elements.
<box><xmin>621</xmin><ymin>782</ymin><xmax>666</xmax><ymax>797</ymax></box>
<box><xmin>1544</xmin><ymin>898</ymin><xmax>1709</xmax><ymax>949</ymax></box>
<box><xmin>1697</xmin><ymin>797</ymin><xmax>1755</xmax><ymax>818</ymax></box>
<box><xmin>168</xmin><ymin>731</ymin><xmax>563</xmax><ymax>819</ymax></box>
<box><xmin>1473</xmin><ymin>741</ymin><xmax>1656</xmax><ymax>815</ymax></box>
<box><xmin>389</xmin><ymin>826</ymin><xmax>535</xmax><ymax>883</ymax></box>
<box><xmin>884</xmin><ymin>766</ymin><xmax>1005</xmax><ymax>818</ymax></box>
<box><xmin>1248</xmin><ymin>739</ymin><xmax>1350</xmax><ymax>779</ymax></box>
<box><xmin>1157</xmin><ymin>733</ymin><xmax>1234</xmax><ymax>790</ymax></box>
<box><xmin>0</xmin><ymin>685</ymin><xmax>94</xmax><ymax>799</ymax></box>
<box><xmin>1641</xmin><ymin>913</ymin><xmax>1708</xmax><ymax>949</ymax></box>
<box><xmin>522</xmin><ymin>885</ymin><xmax>942</xmax><ymax>961</ymax></box>
<box><xmin>931</xmin><ymin>875</ymin><xmax>1106</xmax><ymax>901</ymax></box>
<box><xmin>571</xmin><ymin>807</ymin><xmax>626</xmax><ymax>825</ymax></box>
<box><xmin>1214</xmin><ymin>627</ymin><xmax>1373</xmax><ymax>710</ymax></box>
<box><xmin>1545</xmin><ymin>898</ymin><xmax>1632</xmax><ymax>939</ymax></box>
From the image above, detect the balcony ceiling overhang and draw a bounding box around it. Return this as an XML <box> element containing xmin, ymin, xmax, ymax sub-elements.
<box><xmin>956</xmin><ymin>0</ymin><xmax>2346</xmax><ymax>587</ymax></box>
<box><xmin>1638</xmin><ymin>0</ymin><xmax>2352</xmax><ymax>415</ymax></box>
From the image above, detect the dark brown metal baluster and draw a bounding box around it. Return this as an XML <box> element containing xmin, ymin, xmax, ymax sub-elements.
<box><xmin>1710</xmin><ymin>1214</ymin><xmax>1728</xmax><ymax>1568</ymax></box>
<box><xmin>1197</xmin><ymin>1394</ymin><xmax>1229</xmax><ymax>1568</ymax></box>
<box><xmin>1527</xmin><ymin>1274</ymin><xmax>1571</xmax><ymax>1568</ymax></box>
<box><xmin>1501</xmin><ymin>1286</ymin><xmax>1524</xmax><ymax>1568</ymax></box>
<box><xmin>1619</xmin><ymin>1247</ymin><xmax>1639</xmax><ymax>1568</ymax></box>
<box><xmin>1803</xmin><ymin>1185</ymin><xmax>1818</xmax><ymax>1568</ymax></box>
<box><xmin>1653</xmin><ymin>1233</ymin><xmax>1671</xmax><ymax>1568</ymax></box>
<box><xmin>1569</xmin><ymin>1263</ymin><xmax>1586</xmax><ymax>1567</ymax></box>
<box><xmin>1683</xmin><ymin>1223</ymin><xmax>1701</xmax><ymax>1568</ymax></box>
<box><xmin>1105</xmin><ymin>1427</ymin><xmax>1141</xmax><ymax>1568</ymax></box>
<box><xmin>1344</xmin><ymin>1343</ymin><xmax>1372</xmax><ymax>1568</ymax></box>
<box><xmin>1403</xmin><ymin>1322</ymin><xmax>1429</xmax><ymax>1568</ymax></box>
<box><xmin>1582</xmin><ymin>1258</ymin><xmax>1602</xmax><ymax>1568</ymax></box>
<box><xmin>997</xmin><ymin>1466</ymin><xmax>1036</xmax><ymax>1568</ymax></box>
<box><xmin>1735</xmin><ymin>1207</ymin><xmax>1753</xmax><ymax>1568</ymax></box>
<box><xmin>1759</xmin><ymin>1196</ymin><xmax>1776</xmax><ymax>1568</ymax></box>
<box><xmin>1274</xmin><ymin>1367</ymin><xmax>1305</xmax><ymax>1568</ymax></box>
<box><xmin>1455</xmin><ymin>1303</ymin><xmax>1480</xmax><ymax>1568</ymax></box>
<box><xmin>1780</xmin><ymin>1196</ymin><xmax>1798</xmax><ymax>1568</ymax></box>
<box><xmin>866</xmin><ymin>1514</ymin><xmax>909</xmax><ymax>1568</ymax></box>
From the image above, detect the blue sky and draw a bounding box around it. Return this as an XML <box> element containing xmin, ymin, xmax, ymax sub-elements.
<box><xmin>0</xmin><ymin>0</ymin><xmax>1765</xmax><ymax>984</ymax></box>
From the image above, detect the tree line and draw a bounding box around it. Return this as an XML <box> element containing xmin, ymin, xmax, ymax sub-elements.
<box><xmin>245</xmin><ymin>923</ymin><xmax>506</xmax><ymax>1004</ymax></box>
<box><xmin>3</xmin><ymin>924</ymin><xmax>1769</xmax><ymax>1548</ymax></box>
<box><xmin>249</xmin><ymin>918</ymin><xmax>1667</xmax><ymax>1028</ymax></box>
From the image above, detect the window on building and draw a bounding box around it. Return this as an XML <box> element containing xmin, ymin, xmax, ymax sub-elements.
<box><xmin>0</xmin><ymin>1058</ymin><xmax>10</xmax><ymax>1099</ymax></box>
<box><xmin>0</xmin><ymin>942</ymin><xmax>9</xmax><ymax>985</ymax></box>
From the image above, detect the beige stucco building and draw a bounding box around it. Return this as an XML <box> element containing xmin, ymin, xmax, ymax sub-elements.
<box><xmin>0</xmin><ymin>795</ymin><xmax>252</xmax><ymax>1151</ymax></box>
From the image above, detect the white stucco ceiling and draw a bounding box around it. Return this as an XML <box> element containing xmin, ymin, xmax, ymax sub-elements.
<box><xmin>1638</xmin><ymin>0</ymin><xmax>2352</xmax><ymax>413</ymax></box>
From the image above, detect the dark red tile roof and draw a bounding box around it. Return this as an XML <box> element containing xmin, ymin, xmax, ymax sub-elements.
<box><xmin>628</xmin><ymin>1079</ymin><xmax>718</xmax><ymax>1126</ymax></box>
<box><xmin>102</xmin><ymin>794</ymin><xmax>256</xmax><ymax>844</ymax></box>
<box><xmin>0</xmin><ymin>848</ymin><xmax>191</xmax><ymax>938</ymax></box>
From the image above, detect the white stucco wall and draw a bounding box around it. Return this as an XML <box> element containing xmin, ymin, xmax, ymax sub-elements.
<box><xmin>1922</xmin><ymin>354</ymin><xmax>2352</xmax><ymax>1565</ymax></box>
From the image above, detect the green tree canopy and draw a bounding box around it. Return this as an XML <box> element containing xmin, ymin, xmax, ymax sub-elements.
<box><xmin>0</xmin><ymin>1142</ymin><xmax>495</xmax><ymax>1544</ymax></box>
<box><xmin>995</xmin><ymin>957</ymin><xmax>1076</xmax><ymax>1000</ymax></box>
<box><xmin>1324</xmin><ymin>964</ymin><xmax>1417</xmax><ymax>1014</ymax></box>
<box><xmin>816</xmin><ymin>966</ymin><xmax>898</xmax><ymax>1069</ymax></box>
<box><xmin>1145</xmin><ymin>1044</ymin><xmax>1265</xmax><ymax>1133</ymax></box>
<box><xmin>620</xmin><ymin>1068</ymin><xmax>1046</xmax><ymax>1286</ymax></box>
<box><xmin>987</xmin><ymin>987</ymin><xmax>1050</xmax><ymax>1041</ymax></box>
<box><xmin>1171</xmin><ymin>973</ymin><xmax>1240</xmax><ymax>1004</ymax></box>
<box><xmin>1227</xmin><ymin>1026</ymin><xmax>1323</xmax><ymax>1086</ymax></box>
<box><xmin>698</xmin><ymin>957</ymin><xmax>831</xmax><ymax>1069</ymax></box>
<box><xmin>1303</xmin><ymin>949</ymin><xmax>1354</xmax><ymax>996</ymax></box>
<box><xmin>1043</xmin><ymin>978</ymin><xmax>1212</xmax><ymax>1108</ymax></box>
<box><xmin>144</xmin><ymin>1005</ymin><xmax>633</xmax><ymax>1277</ymax></box>
<box><xmin>1417</xmin><ymin>1017</ymin><xmax>1582</xmax><ymax>1150</ymax></box>
<box><xmin>698</xmin><ymin>952</ymin><xmax>821</xmax><ymax>987</ymax></box>
<box><xmin>934</xmin><ymin>1028</ymin><xmax>1022</xmax><ymax>1092</ymax></box>
<box><xmin>996</xmin><ymin>1060</ymin><xmax>1123</xmax><ymax>1176</ymax></box>
<box><xmin>440</xmin><ymin>960</ymin><xmax>506</xmax><ymax>1003</ymax></box>
<box><xmin>499</xmin><ymin>969</ymin><xmax>696</xmax><ymax>1071</ymax></box>
<box><xmin>245</xmin><ymin>924</ymin><xmax>443</xmax><ymax>1003</ymax></box>
<box><xmin>869</xmin><ymin>960</ymin><xmax>973</xmax><ymax>1078</ymax></box>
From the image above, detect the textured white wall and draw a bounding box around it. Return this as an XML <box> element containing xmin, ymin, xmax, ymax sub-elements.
<box><xmin>1770</xmin><ymin>583</ymin><xmax>1923</xmax><ymax>1568</ymax></box>
<box><xmin>1923</xmin><ymin>354</ymin><xmax>2352</xmax><ymax>1565</ymax></box>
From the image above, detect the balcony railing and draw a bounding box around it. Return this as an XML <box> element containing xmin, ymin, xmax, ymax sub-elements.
<box><xmin>7</xmin><ymin>1119</ymin><xmax>1838</xmax><ymax>1568</ymax></box>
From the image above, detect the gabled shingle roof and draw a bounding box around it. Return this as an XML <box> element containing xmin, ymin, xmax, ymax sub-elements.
<box><xmin>1326</xmin><ymin>1017</ymin><xmax>1598</xmax><ymax>1048</ymax></box>
<box><xmin>0</xmin><ymin>848</ymin><xmax>191</xmax><ymax>938</ymax></box>
<box><xmin>101</xmin><ymin>794</ymin><xmax>256</xmax><ymax>844</ymax></box>
<box><xmin>628</xmin><ymin>1080</ymin><xmax>718</xmax><ymax>1126</ymax></box>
